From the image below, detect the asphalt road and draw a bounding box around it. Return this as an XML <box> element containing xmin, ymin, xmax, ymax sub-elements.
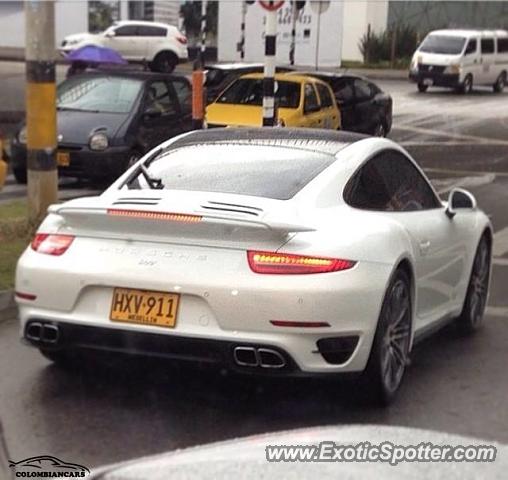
<box><xmin>1</xmin><ymin>76</ymin><xmax>508</xmax><ymax>471</ymax></box>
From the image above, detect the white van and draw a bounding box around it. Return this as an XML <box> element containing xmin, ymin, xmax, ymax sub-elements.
<box><xmin>409</xmin><ymin>29</ymin><xmax>508</xmax><ymax>93</ymax></box>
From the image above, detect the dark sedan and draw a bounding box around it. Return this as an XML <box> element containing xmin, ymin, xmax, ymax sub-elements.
<box><xmin>204</xmin><ymin>63</ymin><xmax>294</xmax><ymax>104</ymax></box>
<box><xmin>11</xmin><ymin>70</ymin><xmax>192</xmax><ymax>184</ymax></box>
<box><xmin>293</xmin><ymin>72</ymin><xmax>393</xmax><ymax>136</ymax></box>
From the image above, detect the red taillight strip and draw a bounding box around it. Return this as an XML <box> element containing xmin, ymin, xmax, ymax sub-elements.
<box><xmin>31</xmin><ymin>234</ymin><xmax>75</xmax><ymax>256</ymax></box>
<box><xmin>270</xmin><ymin>320</ymin><xmax>330</xmax><ymax>328</ymax></box>
<box><xmin>247</xmin><ymin>250</ymin><xmax>356</xmax><ymax>274</ymax></box>
<box><xmin>15</xmin><ymin>291</ymin><xmax>37</xmax><ymax>301</ymax></box>
<box><xmin>107</xmin><ymin>209</ymin><xmax>202</xmax><ymax>223</ymax></box>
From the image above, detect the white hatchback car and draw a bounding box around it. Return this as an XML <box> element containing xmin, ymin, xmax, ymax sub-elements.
<box><xmin>60</xmin><ymin>20</ymin><xmax>188</xmax><ymax>72</ymax></box>
<box><xmin>16</xmin><ymin>129</ymin><xmax>492</xmax><ymax>405</ymax></box>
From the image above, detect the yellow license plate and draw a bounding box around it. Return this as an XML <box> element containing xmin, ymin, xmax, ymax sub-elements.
<box><xmin>57</xmin><ymin>151</ymin><xmax>70</xmax><ymax>167</ymax></box>
<box><xmin>110</xmin><ymin>288</ymin><xmax>180</xmax><ymax>328</ymax></box>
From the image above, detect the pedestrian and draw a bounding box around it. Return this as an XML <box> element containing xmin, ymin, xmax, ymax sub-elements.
<box><xmin>66</xmin><ymin>60</ymin><xmax>88</xmax><ymax>78</ymax></box>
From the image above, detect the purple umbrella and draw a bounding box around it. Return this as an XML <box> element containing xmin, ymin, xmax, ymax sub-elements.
<box><xmin>66</xmin><ymin>45</ymin><xmax>127</xmax><ymax>65</ymax></box>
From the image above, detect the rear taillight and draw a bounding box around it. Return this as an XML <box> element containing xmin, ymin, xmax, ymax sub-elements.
<box><xmin>247</xmin><ymin>251</ymin><xmax>356</xmax><ymax>275</ymax></box>
<box><xmin>31</xmin><ymin>233</ymin><xmax>75</xmax><ymax>256</ymax></box>
<box><xmin>176</xmin><ymin>35</ymin><xmax>187</xmax><ymax>45</ymax></box>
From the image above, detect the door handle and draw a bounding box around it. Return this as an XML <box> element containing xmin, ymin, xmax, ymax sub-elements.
<box><xmin>419</xmin><ymin>240</ymin><xmax>431</xmax><ymax>255</ymax></box>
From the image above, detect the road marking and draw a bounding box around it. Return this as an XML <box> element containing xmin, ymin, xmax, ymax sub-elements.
<box><xmin>493</xmin><ymin>227</ymin><xmax>508</xmax><ymax>257</ymax></box>
<box><xmin>493</xmin><ymin>257</ymin><xmax>508</xmax><ymax>266</ymax></box>
<box><xmin>393</xmin><ymin>125</ymin><xmax>508</xmax><ymax>146</ymax></box>
<box><xmin>486</xmin><ymin>306</ymin><xmax>508</xmax><ymax>318</ymax></box>
<box><xmin>435</xmin><ymin>173</ymin><xmax>496</xmax><ymax>195</ymax></box>
<box><xmin>425</xmin><ymin>167</ymin><xmax>508</xmax><ymax>178</ymax></box>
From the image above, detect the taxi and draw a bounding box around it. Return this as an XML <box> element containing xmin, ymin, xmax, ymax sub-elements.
<box><xmin>206</xmin><ymin>73</ymin><xmax>341</xmax><ymax>129</ymax></box>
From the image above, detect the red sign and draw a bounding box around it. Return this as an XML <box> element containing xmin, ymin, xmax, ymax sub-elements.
<box><xmin>259</xmin><ymin>0</ymin><xmax>284</xmax><ymax>11</ymax></box>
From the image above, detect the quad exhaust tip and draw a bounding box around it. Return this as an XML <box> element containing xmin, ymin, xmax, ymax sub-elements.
<box><xmin>25</xmin><ymin>322</ymin><xmax>60</xmax><ymax>344</ymax></box>
<box><xmin>233</xmin><ymin>346</ymin><xmax>286</xmax><ymax>369</ymax></box>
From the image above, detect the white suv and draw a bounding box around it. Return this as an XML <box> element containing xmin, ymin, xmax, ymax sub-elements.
<box><xmin>60</xmin><ymin>20</ymin><xmax>188</xmax><ymax>73</ymax></box>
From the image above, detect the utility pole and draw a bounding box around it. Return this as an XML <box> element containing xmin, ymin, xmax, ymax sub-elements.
<box><xmin>261</xmin><ymin>0</ymin><xmax>282</xmax><ymax>127</ymax></box>
<box><xmin>239</xmin><ymin>0</ymin><xmax>248</xmax><ymax>61</ymax></box>
<box><xmin>289</xmin><ymin>1</ymin><xmax>297</xmax><ymax>66</ymax></box>
<box><xmin>290</xmin><ymin>1</ymin><xmax>306</xmax><ymax>66</ymax></box>
<box><xmin>25</xmin><ymin>0</ymin><xmax>58</xmax><ymax>232</ymax></box>
<box><xmin>192</xmin><ymin>0</ymin><xmax>207</xmax><ymax>130</ymax></box>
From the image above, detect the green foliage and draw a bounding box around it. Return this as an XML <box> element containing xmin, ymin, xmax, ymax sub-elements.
<box><xmin>0</xmin><ymin>200</ymin><xmax>29</xmax><ymax>290</ymax></box>
<box><xmin>180</xmin><ymin>1</ymin><xmax>218</xmax><ymax>42</ymax></box>
<box><xmin>359</xmin><ymin>25</ymin><xmax>419</xmax><ymax>66</ymax></box>
<box><xmin>89</xmin><ymin>1</ymin><xmax>119</xmax><ymax>33</ymax></box>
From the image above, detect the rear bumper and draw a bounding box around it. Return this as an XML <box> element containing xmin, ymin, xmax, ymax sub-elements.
<box><xmin>409</xmin><ymin>71</ymin><xmax>460</xmax><ymax>88</ymax></box>
<box><xmin>10</xmin><ymin>141</ymin><xmax>132</xmax><ymax>180</ymax></box>
<box><xmin>16</xmin><ymin>239</ymin><xmax>392</xmax><ymax>374</ymax></box>
<box><xmin>23</xmin><ymin>320</ymin><xmax>310</xmax><ymax>376</ymax></box>
<box><xmin>23</xmin><ymin>320</ymin><xmax>365</xmax><ymax>378</ymax></box>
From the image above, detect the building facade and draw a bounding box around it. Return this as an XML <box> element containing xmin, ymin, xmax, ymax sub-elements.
<box><xmin>0</xmin><ymin>0</ymin><xmax>181</xmax><ymax>50</ymax></box>
<box><xmin>217</xmin><ymin>0</ymin><xmax>388</xmax><ymax>66</ymax></box>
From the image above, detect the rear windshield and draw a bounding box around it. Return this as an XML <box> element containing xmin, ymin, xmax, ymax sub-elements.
<box><xmin>419</xmin><ymin>35</ymin><xmax>466</xmax><ymax>55</ymax></box>
<box><xmin>132</xmin><ymin>144</ymin><xmax>335</xmax><ymax>200</ymax></box>
<box><xmin>57</xmin><ymin>75</ymin><xmax>142</xmax><ymax>113</ymax></box>
<box><xmin>217</xmin><ymin>79</ymin><xmax>301</xmax><ymax>109</ymax></box>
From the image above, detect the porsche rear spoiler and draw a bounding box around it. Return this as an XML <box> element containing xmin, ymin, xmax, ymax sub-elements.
<box><xmin>48</xmin><ymin>205</ymin><xmax>316</xmax><ymax>234</ymax></box>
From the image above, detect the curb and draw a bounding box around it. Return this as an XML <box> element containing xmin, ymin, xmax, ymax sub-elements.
<box><xmin>0</xmin><ymin>289</ymin><xmax>16</xmax><ymax>322</ymax></box>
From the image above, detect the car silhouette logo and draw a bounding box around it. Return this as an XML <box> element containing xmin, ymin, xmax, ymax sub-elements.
<box><xmin>9</xmin><ymin>455</ymin><xmax>90</xmax><ymax>476</ymax></box>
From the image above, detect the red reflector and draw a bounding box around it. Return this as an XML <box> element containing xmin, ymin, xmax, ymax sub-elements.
<box><xmin>15</xmin><ymin>291</ymin><xmax>37</xmax><ymax>301</ymax></box>
<box><xmin>271</xmin><ymin>320</ymin><xmax>330</xmax><ymax>328</ymax></box>
<box><xmin>247</xmin><ymin>251</ymin><xmax>356</xmax><ymax>274</ymax></box>
<box><xmin>31</xmin><ymin>234</ymin><xmax>75</xmax><ymax>256</ymax></box>
<box><xmin>107</xmin><ymin>209</ymin><xmax>202</xmax><ymax>223</ymax></box>
<box><xmin>176</xmin><ymin>35</ymin><xmax>187</xmax><ymax>44</ymax></box>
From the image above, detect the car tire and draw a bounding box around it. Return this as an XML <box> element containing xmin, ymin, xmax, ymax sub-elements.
<box><xmin>152</xmin><ymin>51</ymin><xmax>178</xmax><ymax>73</ymax></box>
<box><xmin>458</xmin><ymin>74</ymin><xmax>473</xmax><ymax>94</ymax></box>
<box><xmin>417</xmin><ymin>83</ymin><xmax>428</xmax><ymax>93</ymax></box>
<box><xmin>13</xmin><ymin>167</ymin><xmax>27</xmax><ymax>184</ymax></box>
<box><xmin>493</xmin><ymin>72</ymin><xmax>506</xmax><ymax>93</ymax></box>
<box><xmin>457</xmin><ymin>234</ymin><xmax>491</xmax><ymax>335</ymax></box>
<box><xmin>360</xmin><ymin>268</ymin><xmax>412</xmax><ymax>406</ymax></box>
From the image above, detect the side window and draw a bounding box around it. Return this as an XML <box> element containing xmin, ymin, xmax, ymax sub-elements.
<box><xmin>316</xmin><ymin>83</ymin><xmax>333</xmax><ymax>108</ymax></box>
<box><xmin>304</xmin><ymin>83</ymin><xmax>319</xmax><ymax>113</ymax></box>
<box><xmin>344</xmin><ymin>151</ymin><xmax>441</xmax><ymax>212</ymax></box>
<box><xmin>354</xmin><ymin>79</ymin><xmax>374</xmax><ymax>101</ymax></box>
<box><xmin>146</xmin><ymin>81</ymin><xmax>178</xmax><ymax>115</ymax></box>
<box><xmin>114</xmin><ymin>25</ymin><xmax>138</xmax><ymax>37</ymax></box>
<box><xmin>465</xmin><ymin>38</ymin><xmax>477</xmax><ymax>55</ymax></box>
<box><xmin>333</xmin><ymin>79</ymin><xmax>354</xmax><ymax>104</ymax></box>
<box><xmin>481</xmin><ymin>38</ymin><xmax>495</xmax><ymax>54</ymax></box>
<box><xmin>498</xmin><ymin>37</ymin><xmax>508</xmax><ymax>53</ymax></box>
<box><xmin>171</xmin><ymin>79</ymin><xmax>191</xmax><ymax>111</ymax></box>
<box><xmin>138</xmin><ymin>26</ymin><xmax>167</xmax><ymax>37</ymax></box>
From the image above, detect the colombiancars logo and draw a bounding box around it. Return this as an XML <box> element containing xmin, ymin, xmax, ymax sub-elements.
<box><xmin>9</xmin><ymin>455</ymin><xmax>90</xmax><ymax>478</ymax></box>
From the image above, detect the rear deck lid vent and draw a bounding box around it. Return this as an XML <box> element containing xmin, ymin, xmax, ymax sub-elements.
<box><xmin>200</xmin><ymin>201</ymin><xmax>263</xmax><ymax>217</ymax></box>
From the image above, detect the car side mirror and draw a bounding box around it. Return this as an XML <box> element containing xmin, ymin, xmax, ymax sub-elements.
<box><xmin>446</xmin><ymin>188</ymin><xmax>477</xmax><ymax>219</ymax></box>
<box><xmin>104</xmin><ymin>31</ymin><xmax>115</xmax><ymax>38</ymax></box>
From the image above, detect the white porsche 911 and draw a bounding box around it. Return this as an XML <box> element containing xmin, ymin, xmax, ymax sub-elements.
<box><xmin>16</xmin><ymin>128</ymin><xmax>492</xmax><ymax>404</ymax></box>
